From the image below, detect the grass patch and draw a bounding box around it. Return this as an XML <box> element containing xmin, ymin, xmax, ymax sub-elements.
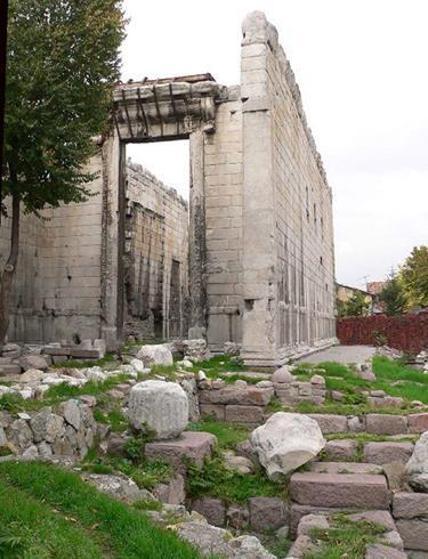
<box><xmin>305</xmin><ymin>514</ymin><xmax>385</xmax><ymax>559</ymax></box>
<box><xmin>188</xmin><ymin>419</ymin><xmax>249</xmax><ymax>450</ymax></box>
<box><xmin>293</xmin><ymin>356</ymin><xmax>428</xmax><ymax>412</ymax></box>
<box><xmin>186</xmin><ymin>452</ymin><xmax>283</xmax><ymax>503</ymax></box>
<box><xmin>51</xmin><ymin>353</ymin><xmax>118</xmax><ymax>370</ymax></box>
<box><xmin>0</xmin><ymin>461</ymin><xmax>204</xmax><ymax>559</ymax></box>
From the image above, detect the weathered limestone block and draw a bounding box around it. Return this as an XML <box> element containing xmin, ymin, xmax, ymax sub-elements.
<box><xmin>225</xmin><ymin>404</ymin><xmax>264</xmax><ymax>424</ymax></box>
<box><xmin>395</xmin><ymin>518</ymin><xmax>428</xmax><ymax>551</ymax></box>
<box><xmin>199</xmin><ymin>385</ymin><xmax>273</xmax><ymax>406</ymax></box>
<box><xmin>248</xmin><ymin>496</ymin><xmax>287</xmax><ymax>532</ymax></box>
<box><xmin>324</xmin><ymin>439</ymin><xmax>358</xmax><ymax>461</ymax></box>
<box><xmin>192</xmin><ymin>497</ymin><xmax>226</xmax><ymax>527</ymax></box>
<box><xmin>30</xmin><ymin>410</ymin><xmax>65</xmax><ymax>443</ymax></box>
<box><xmin>179</xmin><ymin>377</ymin><xmax>200</xmax><ymax>422</ymax></box>
<box><xmin>83</xmin><ymin>473</ymin><xmax>148</xmax><ymax>503</ymax></box>
<box><xmin>136</xmin><ymin>344</ymin><xmax>173</xmax><ymax>367</ymax></box>
<box><xmin>128</xmin><ymin>380</ymin><xmax>188</xmax><ymax>439</ymax></box>
<box><xmin>19</xmin><ymin>354</ymin><xmax>49</xmax><ymax>372</ymax></box>
<box><xmin>405</xmin><ymin>431</ymin><xmax>428</xmax><ymax>492</ymax></box>
<box><xmin>363</xmin><ymin>442</ymin><xmax>414</xmax><ymax>465</ymax></box>
<box><xmin>152</xmin><ymin>474</ymin><xmax>185</xmax><ymax>505</ymax></box>
<box><xmin>408</xmin><ymin>413</ymin><xmax>428</xmax><ymax>434</ymax></box>
<box><xmin>250</xmin><ymin>412</ymin><xmax>325</xmax><ymax>480</ymax></box>
<box><xmin>365</xmin><ymin>544</ymin><xmax>407</xmax><ymax>559</ymax></box>
<box><xmin>393</xmin><ymin>492</ymin><xmax>428</xmax><ymax>518</ymax></box>
<box><xmin>200</xmin><ymin>404</ymin><xmax>225</xmax><ymax>421</ymax></box>
<box><xmin>307</xmin><ymin>414</ymin><xmax>348</xmax><ymax>434</ymax></box>
<box><xmin>366</xmin><ymin>414</ymin><xmax>408</xmax><ymax>436</ymax></box>
<box><xmin>6</xmin><ymin>419</ymin><xmax>33</xmax><ymax>452</ymax></box>
<box><xmin>144</xmin><ymin>431</ymin><xmax>216</xmax><ymax>473</ymax></box>
<box><xmin>226</xmin><ymin>503</ymin><xmax>249</xmax><ymax>530</ymax></box>
<box><xmin>289</xmin><ymin>472</ymin><xmax>390</xmax><ymax>509</ymax></box>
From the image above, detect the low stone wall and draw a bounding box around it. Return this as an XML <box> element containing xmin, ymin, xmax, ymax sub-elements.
<box><xmin>337</xmin><ymin>312</ymin><xmax>428</xmax><ymax>354</ymax></box>
<box><xmin>198</xmin><ymin>379</ymin><xmax>274</xmax><ymax>426</ymax></box>
<box><xmin>0</xmin><ymin>398</ymin><xmax>97</xmax><ymax>460</ymax></box>
<box><xmin>307</xmin><ymin>412</ymin><xmax>428</xmax><ymax>435</ymax></box>
<box><xmin>191</xmin><ymin>496</ymin><xmax>288</xmax><ymax>533</ymax></box>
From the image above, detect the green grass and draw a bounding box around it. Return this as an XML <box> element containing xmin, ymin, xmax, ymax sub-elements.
<box><xmin>186</xmin><ymin>452</ymin><xmax>283</xmax><ymax>503</ymax></box>
<box><xmin>188</xmin><ymin>419</ymin><xmax>249</xmax><ymax>450</ymax></box>
<box><xmin>0</xmin><ymin>461</ymin><xmax>205</xmax><ymax>559</ymax></box>
<box><xmin>294</xmin><ymin>357</ymin><xmax>428</xmax><ymax>412</ymax></box>
<box><xmin>51</xmin><ymin>353</ymin><xmax>118</xmax><ymax>370</ymax></box>
<box><xmin>304</xmin><ymin>514</ymin><xmax>386</xmax><ymax>559</ymax></box>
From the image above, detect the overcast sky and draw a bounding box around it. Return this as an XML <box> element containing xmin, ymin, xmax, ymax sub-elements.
<box><xmin>122</xmin><ymin>0</ymin><xmax>428</xmax><ymax>289</ymax></box>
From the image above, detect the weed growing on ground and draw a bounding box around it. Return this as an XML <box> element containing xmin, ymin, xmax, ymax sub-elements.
<box><xmin>305</xmin><ymin>514</ymin><xmax>385</xmax><ymax>559</ymax></box>
<box><xmin>185</xmin><ymin>451</ymin><xmax>283</xmax><ymax>503</ymax></box>
<box><xmin>188</xmin><ymin>419</ymin><xmax>249</xmax><ymax>450</ymax></box>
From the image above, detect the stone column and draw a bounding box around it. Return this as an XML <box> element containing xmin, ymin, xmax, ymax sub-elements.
<box><xmin>188</xmin><ymin>129</ymin><xmax>208</xmax><ymax>338</ymax></box>
<box><xmin>100</xmin><ymin>132</ymin><xmax>122</xmax><ymax>350</ymax></box>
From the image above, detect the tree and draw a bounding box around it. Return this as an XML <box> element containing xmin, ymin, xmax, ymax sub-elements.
<box><xmin>399</xmin><ymin>245</ymin><xmax>428</xmax><ymax>309</ymax></box>
<box><xmin>379</xmin><ymin>275</ymin><xmax>407</xmax><ymax>316</ymax></box>
<box><xmin>337</xmin><ymin>291</ymin><xmax>370</xmax><ymax>317</ymax></box>
<box><xmin>1</xmin><ymin>0</ymin><xmax>125</xmax><ymax>342</ymax></box>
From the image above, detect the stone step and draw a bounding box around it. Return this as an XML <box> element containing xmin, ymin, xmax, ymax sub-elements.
<box><xmin>290</xmin><ymin>472</ymin><xmax>390</xmax><ymax>509</ymax></box>
<box><xmin>144</xmin><ymin>431</ymin><xmax>216</xmax><ymax>474</ymax></box>
<box><xmin>309</xmin><ymin>461</ymin><xmax>384</xmax><ymax>475</ymax></box>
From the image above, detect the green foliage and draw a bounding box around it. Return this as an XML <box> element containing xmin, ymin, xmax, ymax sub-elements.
<box><xmin>93</xmin><ymin>407</ymin><xmax>128</xmax><ymax>433</ymax></box>
<box><xmin>186</xmin><ymin>452</ymin><xmax>282</xmax><ymax>503</ymax></box>
<box><xmin>3</xmin><ymin>0</ymin><xmax>125</xmax><ymax>210</ymax></box>
<box><xmin>0</xmin><ymin>462</ymin><xmax>204</xmax><ymax>558</ymax></box>
<box><xmin>133</xmin><ymin>499</ymin><xmax>162</xmax><ymax>512</ymax></box>
<box><xmin>305</xmin><ymin>514</ymin><xmax>385</xmax><ymax>559</ymax></box>
<box><xmin>399</xmin><ymin>245</ymin><xmax>428</xmax><ymax>309</ymax></box>
<box><xmin>188</xmin><ymin>419</ymin><xmax>249</xmax><ymax>450</ymax></box>
<box><xmin>337</xmin><ymin>292</ymin><xmax>370</xmax><ymax>317</ymax></box>
<box><xmin>379</xmin><ymin>276</ymin><xmax>407</xmax><ymax>316</ymax></box>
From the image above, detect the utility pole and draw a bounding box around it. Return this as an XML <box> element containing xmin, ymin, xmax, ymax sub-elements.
<box><xmin>0</xmin><ymin>0</ymin><xmax>9</xmax><ymax>203</ymax></box>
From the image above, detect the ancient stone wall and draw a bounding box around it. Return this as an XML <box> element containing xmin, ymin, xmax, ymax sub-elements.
<box><xmin>204</xmin><ymin>87</ymin><xmax>244</xmax><ymax>350</ymax></box>
<box><xmin>124</xmin><ymin>161</ymin><xmax>189</xmax><ymax>341</ymax></box>
<box><xmin>240</xmin><ymin>12</ymin><xmax>336</xmax><ymax>366</ymax></box>
<box><xmin>0</xmin><ymin>152</ymin><xmax>105</xmax><ymax>343</ymax></box>
<box><xmin>0</xmin><ymin>154</ymin><xmax>188</xmax><ymax>345</ymax></box>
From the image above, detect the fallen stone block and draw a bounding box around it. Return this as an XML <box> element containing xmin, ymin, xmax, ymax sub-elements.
<box><xmin>249</xmin><ymin>496</ymin><xmax>288</xmax><ymax>532</ymax></box>
<box><xmin>396</xmin><ymin>518</ymin><xmax>428</xmax><ymax>551</ymax></box>
<box><xmin>152</xmin><ymin>474</ymin><xmax>185</xmax><ymax>505</ymax></box>
<box><xmin>199</xmin><ymin>386</ymin><xmax>273</xmax><ymax>406</ymax></box>
<box><xmin>144</xmin><ymin>431</ymin><xmax>216</xmax><ymax>473</ymax></box>
<box><xmin>393</xmin><ymin>492</ymin><xmax>428</xmax><ymax>519</ymax></box>
<box><xmin>289</xmin><ymin>472</ymin><xmax>390</xmax><ymax>509</ymax></box>
<box><xmin>306</xmin><ymin>414</ymin><xmax>348</xmax><ymax>434</ymax></box>
<box><xmin>0</xmin><ymin>364</ymin><xmax>22</xmax><ymax>376</ymax></box>
<box><xmin>225</xmin><ymin>404</ymin><xmax>264</xmax><ymax>424</ymax></box>
<box><xmin>408</xmin><ymin>413</ymin><xmax>428</xmax><ymax>434</ymax></box>
<box><xmin>348</xmin><ymin>510</ymin><xmax>396</xmax><ymax>531</ymax></box>
<box><xmin>366</xmin><ymin>414</ymin><xmax>408</xmax><ymax>435</ymax></box>
<box><xmin>192</xmin><ymin>497</ymin><xmax>226</xmax><ymax>526</ymax></box>
<box><xmin>309</xmin><ymin>462</ymin><xmax>384</xmax><ymax>475</ymax></box>
<box><xmin>363</xmin><ymin>442</ymin><xmax>414</xmax><ymax>465</ymax></box>
<box><xmin>324</xmin><ymin>439</ymin><xmax>358</xmax><ymax>461</ymax></box>
<box><xmin>200</xmin><ymin>404</ymin><xmax>225</xmax><ymax>421</ymax></box>
<box><xmin>365</xmin><ymin>543</ymin><xmax>407</xmax><ymax>559</ymax></box>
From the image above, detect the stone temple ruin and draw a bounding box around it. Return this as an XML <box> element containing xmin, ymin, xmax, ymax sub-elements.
<box><xmin>0</xmin><ymin>12</ymin><xmax>336</xmax><ymax>367</ymax></box>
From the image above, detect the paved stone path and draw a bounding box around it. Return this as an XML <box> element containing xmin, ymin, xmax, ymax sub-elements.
<box><xmin>296</xmin><ymin>345</ymin><xmax>376</xmax><ymax>365</ymax></box>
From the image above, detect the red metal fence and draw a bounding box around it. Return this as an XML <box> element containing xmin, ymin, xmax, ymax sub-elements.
<box><xmin>336</xmin><ymin>311</ymin><xmax>428</xmax><ymax>354</ymax></box>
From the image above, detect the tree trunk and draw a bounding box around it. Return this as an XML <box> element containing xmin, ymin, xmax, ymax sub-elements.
<box><xmin>0</xmin><ymin>188</ymin><xmax>20</xmax><ymax>344</ymax></box>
